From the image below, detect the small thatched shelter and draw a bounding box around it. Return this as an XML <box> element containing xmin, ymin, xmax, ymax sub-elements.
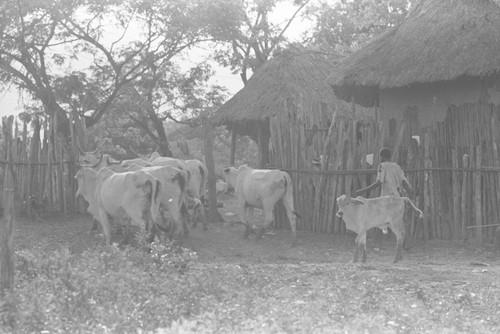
<box><xmin>331</xmin><ymin>0</ymin><xmax>500</xmax><ymax>242</ymax></box>
<box><xmin>215</xmin><ymin>46</ymin><xmax>377</xmax><ymax>234</ymax></box>
<box><xmin>216</xmin><ymin>45</ymin><xmax>372</xmax><ymax>168</ymax></box>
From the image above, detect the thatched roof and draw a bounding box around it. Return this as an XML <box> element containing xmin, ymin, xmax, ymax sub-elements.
<box><xmin>215</xmin><ymin>46</ymin><xmax>371</xmax><ymax>131</ymax></box>
<box><xmin>331</xmin><ymin>0</ymin><xmax>500</xmax><ymax>105</ymax></box>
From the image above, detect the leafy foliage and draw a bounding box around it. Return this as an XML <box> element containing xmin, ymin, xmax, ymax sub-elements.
<box><xmin>305</xmin><ymin>0</ymin><xmax>411</xmax><ymax>52</ymax></box>
<box><xmin>0</xmin><ymin>0</ymin><xmax>227</xmax><ymax>144</ymax></box>
<box><xmin>207</xmin><ymin>0</ymin><xmax>310</xmax><ymax>84</ymax></box>
<box><xmin>9</xmin><ymin>241</ymin><xmax>217</xmax><ymax>333</ymax></box>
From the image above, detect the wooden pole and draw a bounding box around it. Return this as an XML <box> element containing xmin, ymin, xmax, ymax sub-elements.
<box><xmin>203</xmin><ymin>116</ymin><xmax>224</xmax><ymax>224</ymax></box>
<box><xmin>0</xmin><ymin>116</ymin><xmax>16</xmax><ymax>329</ymax></box>
<box><xmin>474</xmin><ymin>145</ymin><xmax>482</xmax><ymax>244</ymax></box>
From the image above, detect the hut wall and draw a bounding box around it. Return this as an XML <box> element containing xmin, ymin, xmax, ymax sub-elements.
<box><xmin>379</xmin><ymin>77</ymin><xmax>500</xmax><ymax>128</ymax></box>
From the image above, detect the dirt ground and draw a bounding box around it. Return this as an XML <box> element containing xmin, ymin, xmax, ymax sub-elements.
<box><xmin>12</xmin><ymin>194</ymin><xmax>500</xmax><ymax>333</ymax></box>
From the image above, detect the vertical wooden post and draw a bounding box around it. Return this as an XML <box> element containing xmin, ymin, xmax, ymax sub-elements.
<box><xmin>461</xmin><ymin>153</ymin><xmax>470</xmax><ymax>239</ymax></box>
<box><xmin>203</xmin><ymin>116</ymin><xmax>224</xmax><ymax>224</ymax></box>
<box><xmin>474</xmin><ymin>145</ymin><xmax>482</xmax><ymax>244</ymax></box>
<box><xmin>0</xmin><ymin>116</ymin><xmax>16</xmax><ymax>329</ymax></box>
<box><xmin>452</xmin><ymin>147</ymin><xmax>461</xmax><ymax>239</ymax></box>
<box><xmin>423</xmin><ymin>130</ymin><xmax>431</xmax><ymax>241</ymax></box>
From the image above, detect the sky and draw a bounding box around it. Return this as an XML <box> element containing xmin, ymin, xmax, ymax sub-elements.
<box><xmin>0</xmin><ymin>1</ymin><xmax>312</xmax><ymax>118</ymax></box>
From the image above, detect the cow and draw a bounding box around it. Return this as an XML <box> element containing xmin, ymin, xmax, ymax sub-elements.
<box><xmin>77</xmin><ymin>142</ymin><xmax>122</xmax><ymax>169</ymax></box>
<box><xmin>151</xmin><ymin>157</ymin><xmax>208</xmax><ymax>230</ymax></box>
<box><xmin>75</xmin><ymin>167</ymin><xmax>102</xmax><ymax>221</ymax></box>
<box><xmin>222</xmin><ymin>165</ymin><xmax>298</xmax><ymax>245</ymax></box>
<box><xmin>76</xmin><ymin>167</ymin><xmax>162</xmax><ymax>245</ymax></box>
<box><xmin>126</xmin><ymin>164</ymin><xmax>189</xmax><ymax>242</ymax></box>
<box><xmin>336</xmin><ymin>194</ymin><xmax>423</xmax><ymax>263</ymax></box>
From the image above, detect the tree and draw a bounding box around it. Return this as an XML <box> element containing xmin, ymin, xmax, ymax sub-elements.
<box><xmin>83</xmin><ymin>60</ymin><xmax>228</xmax><ymax>157</ymax></box>
<box><xmin>0</xmin><ymin>0</ymin><xmax>219</xmax><ymax>152</ymax></box>
<box><xmin>304</xmin><ymin>0</ymin><xmax>411</xmax><ymax>52</ymax></box>
<box><xmin>209</xmin><ymin>0</ymin><xmax>310</xmax><ymax>84</ymax></box>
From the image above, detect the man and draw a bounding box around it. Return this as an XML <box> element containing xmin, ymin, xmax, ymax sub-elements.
<box><xmin>355</xmin><ymin>147</ymin><xmax>411</xmax><ymax>197</ymax></box>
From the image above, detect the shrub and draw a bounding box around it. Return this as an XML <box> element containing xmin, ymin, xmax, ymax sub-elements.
<box><xmin>7</xmin><ymin>239</ymin><xmax>224</xmax><ymax>333</ymax></box>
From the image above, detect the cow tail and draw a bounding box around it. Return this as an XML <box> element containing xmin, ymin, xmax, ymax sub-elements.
<box><xmin>403</xmin><ymin>197</ymin><xmax>423</xmax><ymax>218</ymax></box>
<box><xmin>149</xmin><ymin>179</ymin><xmax>162</xmax><ymax>223</ymax></box>
<box><xmin>283</xmin><ymin>173</ymin><xmax>301</xmax><ymax>218</ymax></box>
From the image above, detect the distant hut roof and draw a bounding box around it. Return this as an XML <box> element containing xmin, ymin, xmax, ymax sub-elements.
<box><xmin>330</xmin><ymin>0</ymin><xmax>500</xmax><ymax>106</ymax></box>
<box><xmin>216</xmin><ymin>46</ymin><xmax>372</xmax><ymax>135</ymax></box>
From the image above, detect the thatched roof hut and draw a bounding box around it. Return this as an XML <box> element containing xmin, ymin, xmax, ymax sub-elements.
<box><xmin>331</xmin><ymin>0</ymin><xmax>500</xmax><ymax>107</ymax></box>
<box><xmin>216</xmin><ymin>45</ymin><xmax>372</xmax><ymax>167</ymax></box>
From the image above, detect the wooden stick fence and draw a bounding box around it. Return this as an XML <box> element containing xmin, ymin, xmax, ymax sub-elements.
<box><xmin>0</xmin><ymin>115</ymin><xmax>83</xmax><ymax>217</ymax></box>
<box><xmin>269</xmin><ymin>102</ymin><xmax>500</xmax><ymax>244</ymax></box>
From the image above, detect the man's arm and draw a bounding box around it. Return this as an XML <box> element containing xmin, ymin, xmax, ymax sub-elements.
<box><xmin>354</xmin><ymin>180</ymin><xmax>381</xmax><ymax>197</ymax></box>
<box><xmin>402</xmin><ymin>179</ymin><xmax>412</xmax><ymax>196</ymax></box>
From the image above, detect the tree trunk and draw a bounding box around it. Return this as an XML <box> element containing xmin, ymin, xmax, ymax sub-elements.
<box><xmin>203</xmin><ymin>117</ymin><xmax>224</xmax><ymax>223</ymax></box>
<box><xmin>230</xmin><ymin>127</ymin><xmax>237</xmax><ymax>166</ymax></box>
<box><xmin>145</xmin><ymin>95</ymin><xmax>173</xmax><ymax>157</ymax></box>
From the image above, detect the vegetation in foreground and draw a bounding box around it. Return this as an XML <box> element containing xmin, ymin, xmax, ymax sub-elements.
<box><xmin>2</xmin><ymin>227</ymin><xmax>500</xmax><ymax>334</ymax></box>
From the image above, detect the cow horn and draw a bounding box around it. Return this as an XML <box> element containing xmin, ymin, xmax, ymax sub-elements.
<box><xmin>84</xmin><ymin>153</ymin><xmax>104</xmax><ymax>168</ymax></box>
<box><xmin>89</xmin><ymin>153</ymin><xmax>104</xmax><ymax>168</ymax></box>
<box><xmin>91</xmin><ymin>142</ymin><xmax>101</xmax><ymax>155</ymax></box>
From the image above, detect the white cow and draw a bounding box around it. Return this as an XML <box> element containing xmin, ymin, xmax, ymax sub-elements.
<box><xmin>76</xmin><ymin>167</ymin><xmax>162</xmax><ymax>245</ymax></box>
<box><xmin>223</xmin><ymin>165</ymin><xmax>298</xmax><ymax>244</ymax></box>
<box><xmin>150</xmin><ymin>157</ymin><xmax>206</xmax><ymax>228</ymax></box>
<box><xmin>126</xmin><ymin>164</ymin><xmax>189</xmax><ymax>241</ymax></box>
<box><xmin>336</xmin><ymin>194</ymin><xmax>423</xmax><ymax>263</ymax></box>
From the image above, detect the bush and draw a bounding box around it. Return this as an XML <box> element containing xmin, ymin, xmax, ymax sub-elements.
<box><xmin>6</xmin><ymin>240</ymin><xmax>224</xmax><ymax>333</ymax></box>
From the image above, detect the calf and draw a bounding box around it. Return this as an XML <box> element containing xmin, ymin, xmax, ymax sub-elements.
<box><xmin>336</xmin><ymin>194</ymin><xmax>423</xmax><ymax>263</ymax></box>
<box><xmin>223</xmin><ymin>165</ymin><xmax>299</xmax><ymax>245</ymax></box>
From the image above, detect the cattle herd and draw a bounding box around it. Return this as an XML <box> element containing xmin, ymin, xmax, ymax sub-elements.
<box><xmin>74</xmin><ymin>147</ymin><xmax>423</xmax><ymax>263</ymax></box>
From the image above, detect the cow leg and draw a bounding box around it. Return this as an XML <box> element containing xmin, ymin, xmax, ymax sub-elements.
<box><xmin>120</xmin><ymin>218</ymin><xmax>133</xmax><ymax>245</ymax></box>
<box><xmin>359</xmin><ymin>232</ymin><xmax>368</xmax><ymax>263</ymax></box>
<box><xmin>354</xmin><ymin>233</ymin><xmax>367</xmax><ymax>263</ymax></box>
<box><xmin>283</xmin><ymin>197</ymin><xmax>297</xmax><ymax>246</ymax></box>
<box><xmin>98</xmin><ymin>211</ymin><xmax>112</xmax><ymax>245</ymax></box>
<box><xmin>256</xmin><ymin>205</ymin><xmax>274</xmax><ymax>240</ymax></box>
<box><xmin>353</xmin><ymin>235</ymin><xmax>360</xmax><ymax>263</ymax></box>
<box><xmin>393</xmin><ymin>223</ymin><xmax>405</xmax><ymax>263</ymax></box>
<box><xmin>240</xmin><ymin>204</ymin><xmax>252</xmax><ymax>239</ymax></box>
